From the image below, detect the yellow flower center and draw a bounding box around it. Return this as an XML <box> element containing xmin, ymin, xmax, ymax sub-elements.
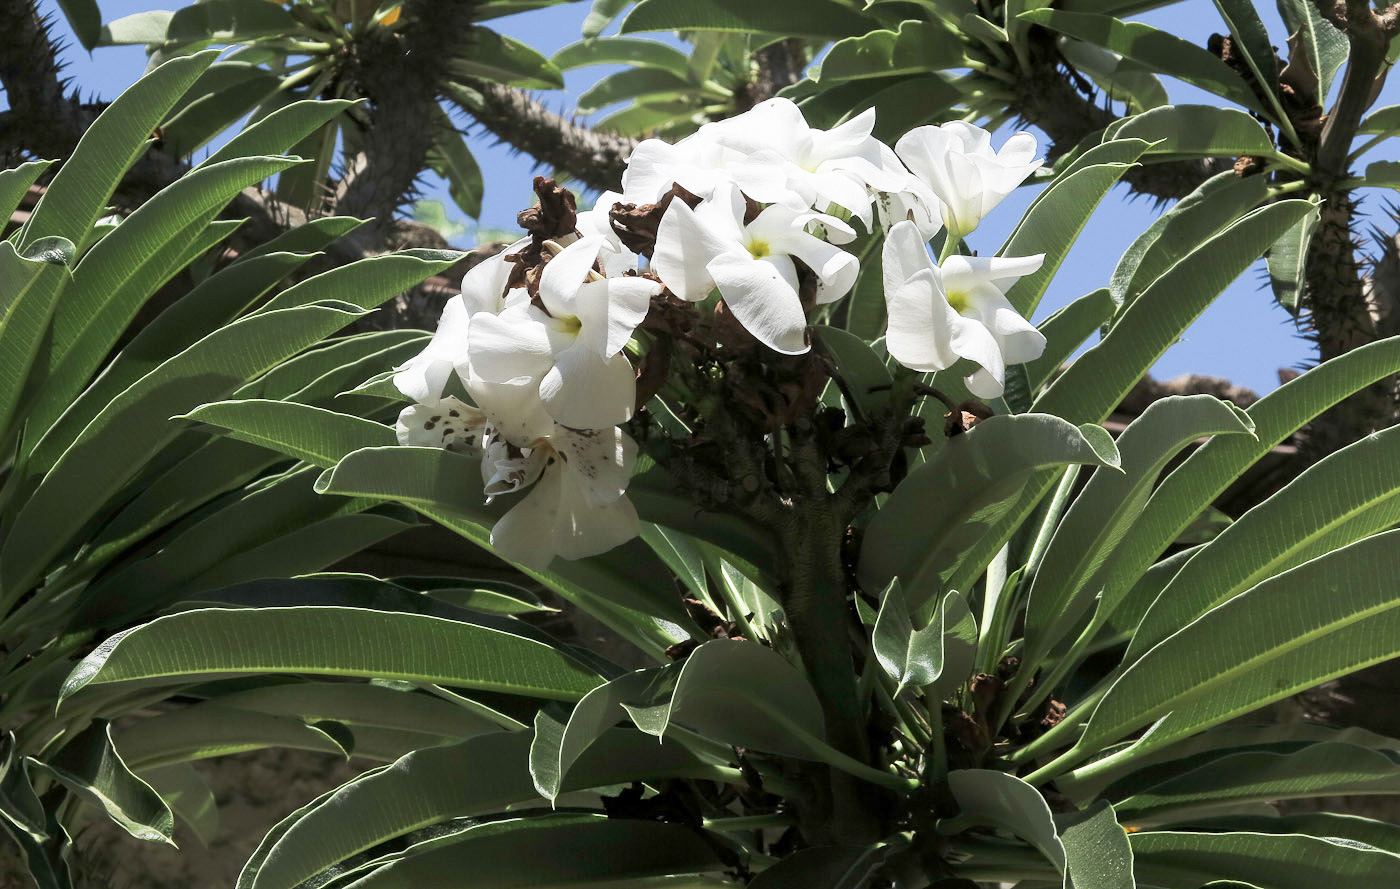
<box><xmin>747</xmin><ymin>239</ymin><xmax>771</xmax><ymax>259</ymax></box>
<box><xmin>945</xmin><ymin>289</ymin><xmax>971</xmax><ymax>314</ymax></box>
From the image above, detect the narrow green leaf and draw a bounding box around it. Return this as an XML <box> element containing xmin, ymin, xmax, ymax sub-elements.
<box><xmin>859</xmin><ymin>414</ymin><xmax>1120</xmax><ymax>609</ymax></box>
<box><xmin>1073</xmin><ymin>530</ymin><xmax>1400</xmax><ymax>764</ymax></box>
<box><xmin>1018</xmin><ymin>10</ymin><xmax>1265</xmax><ymax>115</ymax></box>
<box><xmin>54</xmin><ymin>0</ymin><xmax>102</xmax><ymax>49</ymax></box>
<box><xmin>945</xmin><ymin>770</ymin><xmax>1066</xmax><ymax>875</ymax></box>
<box><xmin>0</xmin><ymin>160</ymin><xmax>52</xmax><ymax>223</ymax></box>
<box><xmin>62</xmin><ymin>606</ymin><xmax>603</xmax><ymax>703</ymax></box>
<box><xmin>113</xmin><ymin>704</ymin><xmax>351</xmax><ymax>770</ymax></box>
<box><xmin>1023</xmin><ymin>289</ymin><xmax>1115</xmax><ymax>391</ymax></box>
<box><xmin>552</xmin><ymin>37</ymin><xmax>692</xmax><ymax>78</ymax></box>
<box><xmin>818</xmin><ymin>20</ymin><xmax>964</xmax><ymax>82</ymax></box>
<box><xmin>1023</xmin><ymin>395</ymin><xmax>1254</xmax><ymax>665</ymax></box>
<box><xmin>182</xmin><ymin>399</ymin><xmax>395</xmax><ymax>467</ymax></box>
<box><xmin>19</xmin><ymin>51</ymin><xmax>218</xmax><ymax>250</ymax></box>
<box><xmin>584</xmin><ymin>0</ymin><xmax>632</xmax><ymax>38</ymax></box>
<box><xmin>1060</xmin><ymin>801</ymin><xmax>1135</xmax><ymax>889</ymax></box>
<box><xmin>453</xmin><ymin>27</ymin><xmax>564</xmax><ymax>89</ymax></box>
<box><xmin>428</xmin><ymin>110</ymin><xmax>484</xmax><ymax>220</ymax></box>
<box><xmin>873</xmin><ymin>583</ymin><xmax>977</xmax><ymax>697</ymax></box>
<box><xmin>203</xmin><ymin>98</ymin><xmax>357</xmax><ymax>168</ymax></box>
<box><xmin>38</xmin><ymin>722</ymin><xmax>174</xmax><ymax>845</ymax></box>
<box><xmin>1</xmin><ymin>302</ymin><xmax>370</xmax><ymax>595</ymax></box>
<box><xmin>341</xmin><ymin>818</ymin><xmax>724</xmax><ymax>889</ymax></box>
<box><xmin>1127</xmin><ymin>423</ymin><xmax>1400</xmax><ymax>661</ymax></box>
<box><xmin>139</xmin><ymin>763</ymin><xmax>218</xmax><ymax>847</ymax></box>
<box><xmin>1210</xmin><ymin>0</ymin><xmax>1281</xmax><ymax>111</ymax></box>
<box><xmin>245</xmin><ymin>729</ymin><xmax>712</xmax><ymax>889</ymax></box>
<box><xmin>1129</xmin><ymin>830</ymin><xmax>1400</xmax><ymax>889</ymax></box>
<box><xmin>621</xmin><ymin>0</ymin><xmax>876</xmax><ymax>39</ymax></box>
<box><xmin>1108</xmin><ymin>105</ymin><xmax>1276</xmax><ymax>159</ymax></box>
<box><xmin>577</xmin><ymin>67</ymin><xmax>696</xmax><ymax>113</ymax></box>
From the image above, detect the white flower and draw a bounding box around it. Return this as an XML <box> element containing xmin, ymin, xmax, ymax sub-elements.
<box><xmin>488</xmin><ymin>424</ymin><xmax>640</xmax><ymax>569</ymax></box>
<box><xmin>396</xmin><ymin>395</ymin><xmax>639</xmax><ymax>570</ymax></box>
<box><xmin>895</xmin><ymin>123</ymin><xmax>1042</xmax><ymax>240</ymax></box>
<box><xmin>620</xmin><ymin>135</ymin><xmax>744</xmax><ymax>205</ymax></box>
<box><xmin>704</xmin><ymin>99</ymin><xmax>905</xmax><ymax>227</ymax></box>
<box><xmin>574</xmin><ymin>190</ymin><xmax>635</xmax><ymax>277</ymax></box>
<box><xmin>395</xmin><ymin>397</ymin><xmax>488</xmax><ymax>452</ymax></box>
<box><xmin>467</xmin><ymin>235</ymin><xmax>661</xmax><ymax>429</ymax></box>
<box><xmin>882</xmin><ymin>220</ymin><xmax>1046</xmax><ymax>398</ymax></box>
<box><xmin>652</xmin><ymin>182</ymin><xmax>858</xmax><ymax>355</ymax></box>
<box><xmin>392</xmin><ymin>237</ymin><xmax>528</xmax><ymax>403</ymax></box>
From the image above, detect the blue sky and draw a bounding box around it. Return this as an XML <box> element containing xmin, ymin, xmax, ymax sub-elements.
<box><xmin>19</xmin><ymin>0</ymin><xmax>1400</xmax><ymax>395</ymax></box>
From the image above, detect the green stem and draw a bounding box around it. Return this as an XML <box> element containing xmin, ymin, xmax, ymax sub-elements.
<box><xmin>702</xmin><ymin>813</ymin><xmax>797</xmax><ymax>832</ymax></box>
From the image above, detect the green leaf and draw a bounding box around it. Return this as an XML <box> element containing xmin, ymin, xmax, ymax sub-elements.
<box><xmin>112</xmin><ymin>704</ymin><xmax>352</xmax><ymax>770</ymax></box>
<box><xmin>182</xmin><ymin>399</ymin><xmax>395</xmax><ymax>467</ymax></box>
<box><xmin>552</xmin><ymin>37</ymin><xmax>692</xmax><ymax>78</ymax></box>
<box><xmin>162</xmin><ymin>0</ymin><xmax>301</xmax><ymax>49</ymax></box>
<box><xmin>315</xmin><ymin>446</ymin><xmax>694</xmax><ymax>630</ymax></box>
<box><xmin>1001</xmin><ymin>142</ymin><xmax>1151</xmax><ymax>316</ymax></box>
<box><xmin>55</xmin><ymin>0</ymin><xmax>102</xmax><ymax>49</ymax></box>
<box><xmin>62</xmin><ymin>606</ymin><xmax>603</xmax><ymax>703</ymax></box>
<box><xmin>139</xmin><ymin>763</ymin><xmax>218</xmax><ymax>848</ymax></box>
<box><xmin>1108</xmin><ymin>105</ymin><xmax>1276</xmax><ymax>159</ymax></box>
<box><xmin>203</xmin><ymin>99</ymin><xmax>357</xmax><ymax>168</ymax></box>
<box><xmin>243</xmin><ymin>729</ymin><xmax>713</xmax><ymax>889</ymax></box>
<box><xmin>1210</xmin><ymin>0</ymin><xmax>1282</xmax><ymax>116</ymax></box>
<box><xmin>621</xmin><ymin>0</ymin><xmax>876</xmax><ymax>39</ymax></box>
<box><xmin>584</xmin><ymin>0</ymin><xmax>633</xmax><ymax>38</ymax></box>
<box><xmin>256</xmin><ymin>249</ymin><xmax>461</xmax><ymax>315</ymax></box>
<box><xmin>818</xmin><ymin>20</ymin><xmax>964</xmax><ymax>82</ymax></box>
<box><xmin>1</xmin><ymin>302</ymin><xmax>371</xmax><ymax>595</ymax></box>
<box><xmin>1091</xmin><ymin>335</ymin><xmax>1400</xmax><ymax>635</ymax></box>
<box><xmin>19</xmin><ymin>51</ymin><xmax>218</xmax><ymax>250</ymax></box>
<box><xmin>577</xmin><ymin>68</ymin><xmax>697</xmax><ymax>113</ymax></box>
<box><xmin>859</xmin><ymin>414</ymin><xmax>1120</xmax><ymax>609</ymax></box>
<box><xmin>529</xmin><ymin>668</ymin><xmax>673</xmax><ymax>802</ymax></box>
<box><xmin>346</xmin><ymin>818</ymin><xmax>724</xmax><ymax>888</ymax></box>
<box><xmin>1114</xmin><ymin>742</ymin><xmax>1400</xmax><ymax>816</ymax></box>
<box><xmin>160</xmin><ymin>62</ymin><xmax>280</xmax><ymax>156</ymax></box>
<box><xmin>1129</xmin><ymin>830</ymin><xmax>1400</xmax><ymax>889</ymax></box>
<box><xmin>1359</xmin><ymin>104</ymin><xmax>1400</xmax><ymax>136</ymax></box>
<box><xmin>1365</xmin><ymin>161</ymin><xmax>1400</xmax><ymax>188</ymax></box>
<box><xmin>1277</xmin><ymin>0</ymin><xmax>1348</xmax><ymax>101</ymax></box>
<box><xmin>1034</xmin><ymin>200</ymin><xmax>1316</xmax><ymax>424</ymax></box>
<box><xmin>1022</xmin><ymin>289</ymin><xmax>1115</xmax><ymax>391</ymax></box>
<box><xmin>1109</xmin><ymin>169</ymin><xmax>1268</xmax><ymax>316</ymax></box>
<box><xmin>1059</xmin><ymin>37</ymin><xmax>1168</xmax><ymax>115</ymax></box>
<box><xmin>873</xmin><ymin>583</ymin><xmax>976</xmax><ymax>697</ymax></box>
<box><xmin>0</xmin><ymin>160</ymin><xmax>53</xmax><ymax>223</ymax></box>
<box><xmin>1127</xmin><ymin>423</ymin><xmax>1400</xmax><ymax>662</ymax></box>
<box><xmin>452</xmin><ymin>27</ymin><xmax>564</xmax><ymax>89</ymax></box>
<box><xmin>1023</xmin><ymin>395</ymin><xmax>1254</xmax><ymax>665</ymax></box>
<box><xmin>1067</xmin><ymin>530</ymin><xmax>1400</xmax><ymax>767</ymax></box>
<box><xmin>1018</xmin><ymin>10</ymin><xmax>1265</xmax><ymax>115</ymax></box>
<box><xmin>813</xmin><ymin>325</ymin><xmax>893</xmax><ymax>419</ymax></box>
<box><xmin>944</xmin><ymin>770</ymin><xmax>1066</xmax><ymax>875</ymax></box>
<box><xmin>26</xmin><ymin>155</ymin><xmax>301</xmax><ymax>440</ymax></box>
<box><xmin>1060</xmin><ymin>801</ymin><xmax>1135</xmax><ymax>889</ymax></box>
<box><xmin>100</xmin><ymin>10</ymin><xmax>176</xmax><ymax>45</ymax></box>
<box><xmin>639</xmin><ymin>640</ymin><xmax>825</xmax><ymax>758</ymax></box>
<box><xmin>37</xmin><ymin>722</ymin><xmax>174</xmax><ymax>845</ymax></box>
<box><xmin>429</xmin><ymin>111</ymin><xmax>484</xmax><ymax>220</ymax></box>
<box><xmin>748</xmin><ymin>846</ymin><xmax>879</xmax><ymax>889</ymax></box>
<box><xmin>0</xmin><ymin>243</ymin><xmax>72</xmax><ymax>443</ymax></box>
<box><xmin>794</xmin><ymin>74</ymin><xmax>962</xmax><ymax>141</ymax></box>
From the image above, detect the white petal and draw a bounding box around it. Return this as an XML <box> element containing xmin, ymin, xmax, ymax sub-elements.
<box><xmin>972</xmin><ymin>292</ymin><xmax>1047</xmax><ymax>365</ymax></box>
<box><xmin>395</xmin><ymin>398</ymin><xmax>487</xmax><ymax>453</ymax></box>
<box><xmin>882</xmin><ymin>220</ymin><xmax>935</xmax><ymax>295</ymax></box>
<box><xmin>591</xmin><ymin>277</ymin><xmax>661</xmax><ymax>357</ymax></box>
<box><xmin>965</xmin><ymin>365</ymin><xmax>1006</xmax><ymax>399</ymax></box>
<box><xmin>652</xmin><ymin>191</ymin><xmax>742</xmax><ymax>301</ymax></box>
<box><xmin>464</xmin><ymin>376</ymin><xmax>554</xmax><ymax>446</ymax></box>
<box><xmin>393</xmin><ymin>296</ymin><xmax>471</xmax><ymax>402</ymax></box>
<box><xmin>481</xmin><ymin>433</ymin><xmax>547</xmax><ymax>498</ymax></box>
<box><xmin>466</xmin><ymin>305</ymin><xmax>553</xmax><ymax>383</ymax></box>
<box><xmin>775</xmin><ymin>232</ymin><xmax>858</xmax><ymax>304</ymax></box>
<box><xmin>948</xmin><ymin>314</ymin><xmax>1006</xmax><ymax>395</ymax></box>
<box><xmin>551</xmin><ymin>485</ymin><xmax>639</xmax><ymax>561</ymax></box>
<box><xmin>708</xmin><ymin>250</ymin><xmax>809</xmax><ymax>354</ymax></box>
<box><xmin>490</xmin><ymin>464</ymin><xmax>565</xmax><ymax>569</ymax></box>
<box><xmin>539</xmin><ymin>345</ymin><xmax>637</xmax><ymax>429</ymax></box>
<box><xmin>997</xmin><ymin>131</ymin><xmax>1041</xmax><ymax>166</ymax></box>
<box><xmin>884</xmin><ymin>268</ymin><xmax>960</xmax><ymax>372</ymax></box>
<box><xmin>460</xmin><ymin>236</ymin><xmax>528</xmax><ymax>314</ymax></box>
<box><xmin>539</xmin><ymin>236</ymin><xmax>604</xmax><ymax>318</ymax></box>
<box><xmin>552</xmin><ymin>424</ymin><xmax>637</xmax><ymax>506</ymax></box>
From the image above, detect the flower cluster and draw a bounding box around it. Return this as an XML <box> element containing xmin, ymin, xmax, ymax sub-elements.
<box><xmin>392</xmin><ymin>99</ymin><xmax>1046</xmax><ymax>567</ymax></box>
